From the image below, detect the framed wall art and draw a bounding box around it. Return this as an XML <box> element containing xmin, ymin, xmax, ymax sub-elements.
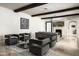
<box><xmin>20</xmin><ymin>18</ymin><xmax>29</xmax><ymax>29</ymax></box>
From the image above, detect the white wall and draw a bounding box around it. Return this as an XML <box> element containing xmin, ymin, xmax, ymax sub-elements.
<box><xmin>0</xmin><ymin>7</ymin><xmax>45</xmax><ymax>39</ymax></box>
<box><xmin>0</xmin><ymin>7</ymin><xmax>19</xmax><ymax>35</ymax></box>
<box><xmin>29</xmin><ymin>17</ymin><xmax>45</xmax><ymax>38</ymax></box>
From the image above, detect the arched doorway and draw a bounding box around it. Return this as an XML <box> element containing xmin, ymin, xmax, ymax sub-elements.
<box><xmin>68</xmin><ymin>21</ymin><xmax>77</xmax><ymax>41</ymax></box>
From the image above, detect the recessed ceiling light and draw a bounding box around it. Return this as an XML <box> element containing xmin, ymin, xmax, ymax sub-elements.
<box><xmin>44</xmin><ymin>8</ymin><xmax>47</xmax><ymax>10</ymax></box>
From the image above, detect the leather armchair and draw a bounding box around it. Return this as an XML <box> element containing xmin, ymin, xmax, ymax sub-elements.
<box><xmin>29</xmin><ymin>38</ymin><xmax>50</xmax><ymax>56</ymax></box>
<box><xmin>5</xmin><ymin>34</ymin><xmax>19</xmax><ymax>45</ymax></box>
<box><xmin>18</xmin><ymin>33</ymin><xmax>30</xmax><ymax>49</ymax></box>
<box><xmin>19</xmin><ymin>33</ymin><xmax>30</xmax><ymax>41</ymax></box>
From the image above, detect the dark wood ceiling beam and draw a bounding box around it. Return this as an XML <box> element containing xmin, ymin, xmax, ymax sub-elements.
<box><xmin>14</xmin><ymin>3</ymin><xmax>47</xmax><ymax>12</ymax></box>
<box><xmin>32</xmin><ymin>6</ymin><xmax>79</xmax><ymax>17</ymax></box>
<box><xmin>41</xmin><ymin>13</ymin><xmax>79</xmax><ymax>19</ymax></box>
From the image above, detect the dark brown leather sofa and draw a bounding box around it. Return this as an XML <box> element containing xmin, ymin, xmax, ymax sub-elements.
<box><xmin>29</xmin><ymin>38</ymin><xmax>50</xmax><ymax>56</ymax></box>
<box><xmin>35</xmin><ymin>32</ymin><xmax>57</xmax><ymax>48</ymax></box>
<box><xmin>29</xmin><ymin>32</ymin><xmax>57</xmax><ymax>56</ymax></box>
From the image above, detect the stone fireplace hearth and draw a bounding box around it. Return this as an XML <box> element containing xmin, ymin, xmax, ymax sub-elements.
<box><xmin>56</xmin><ymin>29</ymin><xmax>62</xmax><ymax>37</ymax></box>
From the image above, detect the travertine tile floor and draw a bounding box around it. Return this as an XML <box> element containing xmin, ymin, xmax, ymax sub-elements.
<box><xmin>52</xmin><ymin>40</ymin><xmax>79</xmax><ymax>56</ymax></box>
<box><xmin>0</xmin><ymin>39</ymin><xmax>79</xmax><ymax>56</ymax></box>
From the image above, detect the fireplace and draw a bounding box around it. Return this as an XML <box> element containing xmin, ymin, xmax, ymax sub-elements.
<box><xmin>56</xmin><ymin>29</ymin><xmax>62</xmax><ymax>37</ymax></box>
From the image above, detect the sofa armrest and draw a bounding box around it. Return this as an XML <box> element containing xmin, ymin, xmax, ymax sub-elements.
<box><xmin>29</xmin><ymin>38</ymin><xmax>50</xmax><ymax>47</ymax></box>
<box><xmin>5</xmin><ymin>34</ymin><xmax>19</xmax><ymax>39</ymax></box>
<box><xmin>29</xmin><ymin>39</ymin><xmax>42</xmax><ymax>45</ymax></box>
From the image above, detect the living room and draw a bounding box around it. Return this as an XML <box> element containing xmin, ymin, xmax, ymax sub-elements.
<box><xmin>0</xmin><ymin>3</ymin><xmax>79</xmax><ymax>56</ymax></box>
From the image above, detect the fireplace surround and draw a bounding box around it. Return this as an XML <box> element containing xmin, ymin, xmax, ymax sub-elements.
<box><xmin>56</xmin><ymin>29</ymin><xmax>62</xmax><ymax>37</ymax></box>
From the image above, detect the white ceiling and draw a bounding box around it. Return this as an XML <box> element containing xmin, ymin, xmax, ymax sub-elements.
<box><xmin>0</xmin><ymin>3</ymin><xmax>30</xmax><ymax>10</ymax></box>
<box><xmin>38</xmin><ymin>9</ymin><xmax>79</xmax><ymax>18</ymax></box>
<box><xmin>22</xmin><ymin>3</ymin><xmax>79</xmax><ymax>15</ymax></box>
<box><xmin>0</xmin><ymin>3</ymin><xmax>79</xmax><ymax>18</ymax></box>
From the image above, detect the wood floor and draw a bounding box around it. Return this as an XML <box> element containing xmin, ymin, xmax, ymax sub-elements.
<box><xmin>0</xmin><ymin>39</ymin><xmax>79</xmax><ymax>56</ymax></box>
